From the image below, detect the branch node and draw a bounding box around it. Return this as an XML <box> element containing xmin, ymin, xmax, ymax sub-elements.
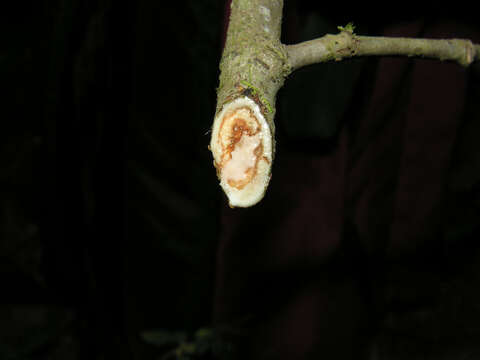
<box><xmin>462</xmin><ymin>39</ymin><xmax>475</xmax><ymax>67</ymax></box>
<box><xmin>337</xmin><ymin>22</ymin><xmax>356</xmax><ymax>35</ymax></box>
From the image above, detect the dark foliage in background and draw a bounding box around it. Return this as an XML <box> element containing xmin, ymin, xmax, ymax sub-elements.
<box><xmin>1</xmin><ymin>0</ymin><xmax>221</xmax><ymax>359</ymax></box>
<box><xmin>1</xmin><ymin>1</ymin><xmax>480</xmax><ymax>359</ymax></box>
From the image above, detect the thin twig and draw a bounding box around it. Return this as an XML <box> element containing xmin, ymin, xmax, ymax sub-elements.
<box><xmin>287</xmin><ymin>31</ymin><xmax>480</xmax><ymax>70</ymax></box>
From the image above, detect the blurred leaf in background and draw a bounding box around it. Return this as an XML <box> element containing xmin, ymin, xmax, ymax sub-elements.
<box><xmin>0</xmin><ymin>305</ymin><xmax>78</xmax><ymax>360</ymax></box>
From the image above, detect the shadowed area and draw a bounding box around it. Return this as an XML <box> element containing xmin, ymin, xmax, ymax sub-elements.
<box><xmin>1</xmin><ymin>1</ymin><xmax>480</xmax><ymax>359</ymax></box>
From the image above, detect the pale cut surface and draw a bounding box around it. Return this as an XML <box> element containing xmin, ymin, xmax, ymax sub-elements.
<box><xmin>210</xmin><ymin>97</ymin><xmax>272</xmax><ymax>207</ymax></box>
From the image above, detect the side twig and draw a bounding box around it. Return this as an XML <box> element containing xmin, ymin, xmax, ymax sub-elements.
<box><xmin>287</xmin><ymin>29</ymin><xmax>480</xmax><ymax>70</ymax></box>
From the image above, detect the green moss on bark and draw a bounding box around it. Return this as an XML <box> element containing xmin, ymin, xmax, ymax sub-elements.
<box><xmin>215</xmin><ymin>0</ymin><xmax>291</xmax><ymax>130</ymax></box>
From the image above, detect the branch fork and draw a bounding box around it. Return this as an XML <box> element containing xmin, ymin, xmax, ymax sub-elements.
<box><xmin>210</xmin><ymin>0</ymin><xmax>479</xmax><ymax>207</ymax></box>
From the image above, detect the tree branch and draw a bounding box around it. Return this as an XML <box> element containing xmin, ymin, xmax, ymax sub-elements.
<box><xmin>210</xmin><ymin>0</ymin><xmax>479</xmax><ymax>208</ymax></box>
<box><xmin>209</xmin><ymin>0</ymin><xmax>289</xmax><ymax>208</ymax></box>
<box><xmin>287</xmin><ymin>30</ymin><xmax>480</xmax><ymax>70</ymax></box>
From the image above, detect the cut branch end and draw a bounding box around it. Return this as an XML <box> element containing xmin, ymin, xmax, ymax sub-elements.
<box><xmin>210</xmin><ymin>97</ymin><xmax>273</xmax><ymax>208</ymax></box>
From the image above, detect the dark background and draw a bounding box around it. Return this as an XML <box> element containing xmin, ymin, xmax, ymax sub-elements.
<box><xmin>1</xmin><ymin>1</ymin><xmax>480</xmax><ymax>359</ymax></box>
